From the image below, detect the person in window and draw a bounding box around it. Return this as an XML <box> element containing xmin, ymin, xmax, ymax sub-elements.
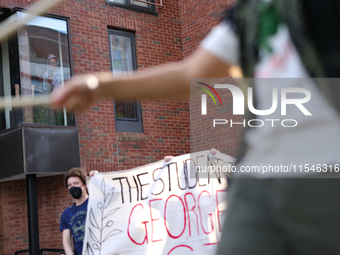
<box><xmin>60</xmin><ymin>168</ymin><xmax>98</xmax><ymax>255</ymax></box>
<box><xmin>43</xmin><ymin>54</ymin><xmax>65</xmax><ymax>125</ymax></box>
<box><xmin>43</xmin><ymin>54</ymin><xmax>62</xmax><ymax>93</ymax></box>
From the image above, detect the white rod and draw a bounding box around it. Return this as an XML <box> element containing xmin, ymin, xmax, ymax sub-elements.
<box><xmin>0</xmin><ymin>96</ymin><xmax>51</xmax><ymax>110</ymax></box>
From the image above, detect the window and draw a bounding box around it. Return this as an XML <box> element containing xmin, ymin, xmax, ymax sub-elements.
<box><xmin>106</xmin><ymin>0</ymin><xmax>156</xmax><ymax>15</ymax></box>
<box><xmin>0</xmin><ymin>11</ymin><xmax>74</xmax><ymax>132</ymax></box>
<box><xmin>108</xmin><ymin>29</ymin><xmax>143</xmax><ymax>133</ymax></box>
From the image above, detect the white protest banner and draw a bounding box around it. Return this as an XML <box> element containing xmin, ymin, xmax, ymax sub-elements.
<box><xmin>83</xmin><ymin>150</ymin><xmax>235</xmax><ymax>255</ymax></box>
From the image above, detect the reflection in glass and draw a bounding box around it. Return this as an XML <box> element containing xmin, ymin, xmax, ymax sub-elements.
<box><xmin>131</xmin><ymin>0</ymin><xmax>149</xmax><ymax>8</ymax></box>
<box><xmin>107</xmin><ymin>0</ymin><xmax>149</xmax><ymax>8</ymax></box>
<box><xmin>110</xmin><ymin>34</ymin><xmax>133</xmax><ymax>73</ymax></box>
<box><xmin>109</xmin><ymin>32</ymin><xmax>139</xmax><ymax>121</ymax></box>
<box><xmin>15</xmin><ymin>12</ymin><xmax>74</xmax><ymax>126</ymax></box>
<box><xmin>115</xmin><ymin>99</ymin><xmax>136</xmax><ymax>119</ymax></box>
<box><xmin>109</xmin><ymin>0</ymin><xmax>126</xmax><ymax>4</ymax></box>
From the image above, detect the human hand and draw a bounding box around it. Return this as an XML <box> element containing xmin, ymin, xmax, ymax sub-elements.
<box><xmin>209</xmin><ymin>148</ymin><xmax>220</xmax><ymax>155</ymax></box>
<box><xmin>48</xmin><ymin>74</ymin><xmax>54</xmax><ymax>84</ymax></box>
<box><xmin>51</xmin><ymin>74</ymin><xmax>103</xmax><ymax>111</ymax></box>
<box><xmin>164</xmin><ymin>156</ymin><xmax>173</xmax><ymax>162</ymax></box>
<box><xmin>89</xmin><ymin>170</ymin><xmax>98</xmax><ymax>177</ymax></box>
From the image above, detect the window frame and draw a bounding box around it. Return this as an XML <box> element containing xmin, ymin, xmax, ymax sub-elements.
<box><xmin>0</xmin><ymin>8</ymin><xmax>77</xmax><ymax>132</ymax></box>
<box><xmin>106</xmin><ymin>0</ymin><xmax>157</xmax><ymax>16</ymax></box>
<box><xmin>0</xmin><ymin>44</ymin><xmax>5</xmax><ymax>131</ymax></box>
<box><xmin>7</xmin><ymin>7</ymin><xmax>75</xmax><ymax>77</ymax></box>
<box><xmin>108</xmin><ymin>29</ymin><xmax>144</xmax><ymax>133</ymax></box>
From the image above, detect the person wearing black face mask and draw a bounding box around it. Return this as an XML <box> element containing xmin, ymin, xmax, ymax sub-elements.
<box><xmin>60</xmin><ymin>168</ymin><xmax>97</xmax><ymax>255</ymax></box>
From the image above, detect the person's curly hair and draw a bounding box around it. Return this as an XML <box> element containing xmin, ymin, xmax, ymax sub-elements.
<box><xmin>64</xmin><ymin>168</ymin><xmax>87</xmax><ymax>189</ymax></box>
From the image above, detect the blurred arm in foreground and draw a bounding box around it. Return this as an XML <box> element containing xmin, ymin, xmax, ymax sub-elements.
<box><xmin>51</xmin><ymin>48</ymin><xmax>231</xmax><ymax>111</ymax></box>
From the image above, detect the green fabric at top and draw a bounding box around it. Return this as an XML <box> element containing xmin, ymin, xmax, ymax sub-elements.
<box><xmin>257</xmin><ymin>1</ymin><xmax>281</xmax><ymax>54</ymax></box>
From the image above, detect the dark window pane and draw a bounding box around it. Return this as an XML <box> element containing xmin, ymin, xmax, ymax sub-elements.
<box><xmin>109</xmin><ymin>29</ymin><xmax>143</xmax><ymax>133</ymax></box>
<box><xmin>115</xmin><ymin>99</ymin><xmax>136</xmax><ymax>119</ymax></box>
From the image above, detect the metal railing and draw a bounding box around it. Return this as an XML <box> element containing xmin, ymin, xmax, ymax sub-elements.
<box><xmin>39</xmin><ymin>248</ymin><xmax>65</xmax><ymax>254</ymax></box>
<box><xmin>15</xmin><ymin>248</ymin><xmax>65</xmax><ymax>255</ymax></box>
<box><xmin>14</xmin><ymin>249</ymin><xmax>29</xmax><ymax>255</ymax></box>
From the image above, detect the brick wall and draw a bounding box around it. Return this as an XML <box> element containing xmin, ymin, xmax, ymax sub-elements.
<box><xmin>0</xmin><ymin>179</ymin><xmax>29</xmax><ymax>254</ymax></box>
<box><xmin>179</xmin><ymin>0</ymin><xmax>241</xmax><ymax>156</ymax></box>
<box><xmin>179</xmin><ymin>0</ymin><xmax>236</xmax><ymax>57</ymax></box>
<box><xmin>37</xmin><ymin>176</ymin><xmax>70</xmax><ymax>250</ymax></box>
<box><xmin>190</xmin><ymin>78</ymin><xmax>243</xmax><ymax>157</ymax></box>
<box><xmin>0</xmin><ymin>0</ymin><xmax>240</xmax><ymax>253</ymax></box>
<box><xmin>71</xmin><ymin>0</ymin><xmax>190</xmax><ymax>171</ymax></box>
<box><xmin>0</xmin><ymin>176</ymin><xmax>73</xmax><ymax>254</ymax></box>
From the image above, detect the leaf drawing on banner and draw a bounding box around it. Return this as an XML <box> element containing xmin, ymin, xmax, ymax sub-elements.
<box><xmin>86</xmin><ymin>242</ymin><xmax>95</xmax><ymax>255</ymax></box>
<box><xmin>87</xmin><ymin>178</ymin><xmax>122</xmax><ymax>255</ymax></box>
<box><xmin>89</xmin><ymin>228</ymin><xmax>100</xmax><ymax>243</ymax></box>
<box><xmin>104</xmin><ymin>187</ymin><xmax>115</xmax><ymax>209</ymax></box>
<box><xmin>89</xmin><ymin>208</ymin><xmax>100</xmax><ymax>229</ymax></box>
<box><xmin>104</xmin><ymin>207</ymin><xmax>120</xmax><ymax>220</ymax></box>
<box><xmin>101</xmin><ymin>179</ymin><xmax>105</xmax><ymax>195</ymax></box>
<box><xmin>102</xmin><ymin>229</ymin><xmax>122</xmax><ymax>243</ymax></box>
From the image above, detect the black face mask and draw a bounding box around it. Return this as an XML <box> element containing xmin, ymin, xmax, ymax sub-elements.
<box><xmin>69</xmin><ymin>186</ymin><xmax>83</xmax><ymax>199</ymax></box>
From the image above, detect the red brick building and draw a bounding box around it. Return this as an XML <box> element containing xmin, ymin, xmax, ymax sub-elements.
<box><xmin>0</xmin><ymin>0</ymin><xmax>237</xmax><ymax>253</ymax></box>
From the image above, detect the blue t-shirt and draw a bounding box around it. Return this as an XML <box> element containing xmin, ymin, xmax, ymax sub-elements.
<box><xmin>60</xmin><ymin>198</ymin><xmax>88</xmax><ymax>255</ymax></box>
